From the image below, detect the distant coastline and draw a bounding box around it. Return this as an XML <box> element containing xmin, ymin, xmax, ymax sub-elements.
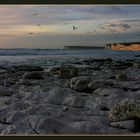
<box><xmin>64</xmin><ymin>46</ymin><xmax>105</xmax><ymax>50</ymax></box>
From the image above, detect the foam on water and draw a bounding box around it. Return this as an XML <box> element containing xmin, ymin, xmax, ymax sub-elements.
<box><xmin>0</xmin><ymin>49</ymin><xmax>140</xmax><ymax>66</ymax></box>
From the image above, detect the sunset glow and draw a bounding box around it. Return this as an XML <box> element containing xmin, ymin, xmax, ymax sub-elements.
<box><xmin>0</xmin><ymin>5</ymin><xmax>139</xmax><ymax>48</ymax></box>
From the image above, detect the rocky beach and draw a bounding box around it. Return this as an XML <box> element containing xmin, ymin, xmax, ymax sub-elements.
<box><xmin>0</xmin><ymin>56</ymin><xmax>140</xmax><ymax>135</ymax></box>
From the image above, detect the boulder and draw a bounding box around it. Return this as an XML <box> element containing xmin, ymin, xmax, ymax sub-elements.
<box><xmin>89</xmin><ymin>62</ymin><xmax>102</xmax><ymax>70</ymax></box>
<box><xmin>115</xmin><ymin>73</ymin><xmax>128</xmax><ymax>81</ymax></box>
<box><xmin>23</xmin><ymin>71</ymin><xmax>43</xmax><ymax>79</ymax></box>
<box><xmin>88</xmin><ymin>81</ymin><xmax>104</xmax><ymax>91</ymax></box>
<box><xmin>112</xmin><ymin>60</ymin><xmax>133</xmax><ymax>70</ymax></box>
<box><xmin>46</xmin><ymin>66</ymin><xmax>59</xmax><ymax>74</ymax></box>
<box><xmin>70</xmin><ymin>77</ymin><xmax>89</xmax><ymax>89</ymax></box>
<box><xmin>133</xmin><ymin>62</ymin><xmax>140</xmax><ymax>68</ymax></box>
<box><xmin>93</xmin><ymin>88</ymin><xmax>116</xmax><ymax>97</ymax></box>
<box><xmin>74</xmin><ymin>79</ymin><xmax>90</xmax><ymax>92</ymax></box>
<box><xmin>70</xmin><ymin>77</ymin><xmax>90</xmax><ymax>92</ymax></box>
<box><xmin>108</xmin><ymin>98</ymin><xmax>140</xmax><ymax>122</ymax></box>
<box><xmin>110</xmin><ymin>119</ymin><xmax>140</xmax><ymax>132</ymax></box>
<box><xmin>59</xmin><ymin>65</ymin><xmax>78</xmax><ymax>79</ymax></box>
<box><xmin>0</xmin><ymin>86</ymin><xmax>14</xmax><ymax>96</ymax></box>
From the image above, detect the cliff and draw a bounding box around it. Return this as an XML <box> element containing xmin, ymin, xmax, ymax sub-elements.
<box><xmin>106</xmin><ymin>42</ymin><xmax>140</xmax><ymax>50</ymax></box>
<box><xmin>64</xmin><ymin>46</ymin><xmax>105</xmax><ymax>50</ymax></box>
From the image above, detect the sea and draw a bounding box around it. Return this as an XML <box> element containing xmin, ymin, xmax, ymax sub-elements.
<box><xmin>0</xmin><ymin>48</ymin><xmax>140</xmax><ymax>67</ymax></box>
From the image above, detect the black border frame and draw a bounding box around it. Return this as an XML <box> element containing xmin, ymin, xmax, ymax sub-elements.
<box><xmin>0</xmin><ymin>0</ymin><xmax>140</xmax><ymax>139</ymax></box>
<box><xmin>0</xmin><ymin>0</ymin><xmax>140</xmax><ymax>4</ymax></box>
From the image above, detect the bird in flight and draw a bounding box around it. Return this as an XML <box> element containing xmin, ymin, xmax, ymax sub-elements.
<box><xmin>29</xmin><ymin>33</ymin><xmax>35</xmax><ymax>35</ymax></box>
<box><xmin>31</xmin><ymin>13</ymin><xmax>38</xmax><ymax>16</ymax></box>
<box><xmin>90</xmin><ymin>8</ymin><xmax>94</xmax><ymax>12</ymax></box>
<box><xmin>73</xmin><ymin>26</ymin><xmax>78</xmax><ymax>30</ymax></box>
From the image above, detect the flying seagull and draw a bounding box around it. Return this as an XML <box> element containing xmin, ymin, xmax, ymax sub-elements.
<box><xmin>31</xmin><ymin>13</ymin><xmax>38</xmax><ymax>16</ymax></box>
<box><xmin>29</xmin><ymin>33</ymin><xmax>35</xmax><ymax>35</ymax></box>
<box><xmin>73</xmin><ymin>26</ymin><xmax>78</xmax><ymax>30</ymax></box>
<box><xmin>90</xmin><ymin>8</ymin><xmax>94</xmax><ymax>12</ymax></box>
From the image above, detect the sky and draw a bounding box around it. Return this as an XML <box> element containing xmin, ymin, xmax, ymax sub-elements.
<box><xmin>0</xmin><ymin>5</ymin><xmax>140</xmax><ymax>49</ymax></box>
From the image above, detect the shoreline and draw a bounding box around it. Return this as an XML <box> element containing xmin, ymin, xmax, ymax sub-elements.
<box><xmin>0</xmin><ymin>58</ymin><xmax>140</xmax><ymax>134</ymax></box>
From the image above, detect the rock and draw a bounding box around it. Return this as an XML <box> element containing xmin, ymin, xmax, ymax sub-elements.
<box><xmin>29</xmin><ymin>117</ymin><xmax>77</xmax><ymax>134</ymax></box>
<box><xmin>13</xmin><ymin>65</ymin><xmax>44</xmax><ymax>72</ymax></box>
<box><xmin>133</xmin><ymin>62</ymin><xmax>140</xmax><ymax>68</ymax></box>
<box><xmin>64</xmin><ymin>80</ymin><xmax>71</xmax><ymax>87</ymax></box>
<box><xmin>70</xmin><ymin>76</ymin><xmax>89</xmax><ymax>89</ymax></box>
<box><xmin>108</xmin><ymin>98</ymin><xmax>140</xmax><ymax>122</ymax></box>
<box><xmin>46</xmin><ymin>66</ymin><xmax>59</xmax><ymax>74</ymax></box>
<box><xmin>0</xmin><ymin>97</ymin><xmax>11</xmax><ymax>105</ymax></box>
<box><xmin>89</xmin><ymin>62</ymin><xmax>102</xmax><ymax>70</ymax></box>
<box><xmin>0</xmin><ymin>69</ymin><xmax>6</xmax><ymax>74</ymax></box>
<box><xmin>112</xmin><ymin>60</ymin><xmax>133</xmax><ymax>70</ymax></box>
<box><xmin>82</xmin><ymin>59</ymin><xmax>91</xmax><ymax>65</ymax></box>
<box><xmin>115</xmin><ymin>73</ymin><xmax>128</xmax><ymax>81</ymax></box>
<box><xmin>74</xmin><ymin>79</ymin><xmax>90</xmax><ymax>92</ymax></box>
<box><xmin>110</xmin><ymin>119</ymin><xmax>140</xmax><ymax>132</ymax></box>
<box><xmin>59</xmin><ymin>65</ymin><xmax>78</xmax><ymax>79</ymax></box>
<box><xmin>88</xmin><ymin>81</ymin><xmax>104</xmax><ymax>91</ymax></box>
<box><xmin>70</xmin><ymin>77</ymin><xmax>90</xmax><ymax>92</ymax></box>
<box><xmin>70</xmin><ymin>77</ymin><xmax>80</xmax><ymax>89</ymax></box>
<box><xmin>45</xmin><ymin>87</ymin><xmax>87</xmax><ymax>108</ymax></box>
<box><xmin>0</xmin><ymin>86</ymin><xmax>14</xmax><ymax>96</ymax></box>
<box><xmin>62</xmin><ymin>106</ymin><xmax>69</xmax><ymax>111</ymax></box>
<box><xmin>93</xmin><ymin>87</ymin><xmax>123</xmax><ymax>97</ymax></box>
<box><xmin>100</xmin><ymin>107</ymin><xmax>110</xmax><ymax>111</ymax></box>
<box><xmin>103</xmin><ymin>92</ymin><xmax>127</xmax><ymax>111</ymax></box>
<box><xmin>6</xmin><ymin>111</ymin><xmax>27</xmax><ymax>124</ymax></box>
<box><xmin>23</xmin><ymin>71</ymin><xmax>43</xmax><ymax>79</ymax></box>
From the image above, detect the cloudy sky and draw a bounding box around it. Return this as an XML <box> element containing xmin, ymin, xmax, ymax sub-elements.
<box><xmin>0</xmin><ymin>5</ymin><xmax>140</xmax><ymax>48</ymax></box>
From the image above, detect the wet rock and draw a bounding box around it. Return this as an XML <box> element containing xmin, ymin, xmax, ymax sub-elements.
<box><xmin>82</xmin><ymin>59</ymin><xmax>91</xmax><ymax>65</ymax></box>
<box><xmin>13</xmin><ymin>65</ymin><xmax>44</xmax><ymax>72</ymax></box>
<box><xmin>64</xmin><ymin>80</ymin><xmax>71</xmax><ymax>87</ymax></box>
<box><xmin>46</xmin><ymin>66</ymin><xmax>59</xmax><ymax>74</ymax></box>
<box><xmin>70</xmin><ymin>76</ymin><xmax>90</xmax><ymax>92</ymax></box>
<box><xmin>29</xmin><ymin>117</ymin><xmax>77</xmax><ymax>134</ymax></box>
<box><xmin>70</xmin><ymin>76</ymin><xmax>89</xmax><ymax>89</ymax></box>
<box><xmin>110</xmin><ymin>119</ymin><xmax>140</xmax><ymax>132</ymax></box>
<box><xmin>135</xmin><ymin>55</ymin><xmax>140</xmax><ymax>57</ymax></box>
<box><xmin>104</xmin><ymin>58</ymin><xmax>113</xmax><ymax>65</ymax></box>
<box><xmin>115</xmin><ymin>73</ymin><xmax>128</xmax><ymax>81</ymax></box>
<box><xmin>0</xmin><ymin>86</ymin><xmax>14</xmax><ymax>96</ymax></box>
<box><xmin>23</xmin><ymin>71</ymin><xmax>43</xmax><ymax>79</ymax></box>
<box><xmin>74</xmin><ymin>79</ymin><xmax>90</xmax><ymax>92</ymax></box>
<box><xmin>0</xmin><ymin>116</ymin><xmax>11</xmax><ymax>125</ymax></box>
<box><xmin>0</xmin><ymin>97</ymin><xmax>11</xmax><ymax>105</ymax></box>
<box><xmin>112</xmin><ymin>60</ymin><xmax>133</xmax><ymax>70</ymax></box>
<box><xmin>46</xmin><ymin>87</ymin><xmax>87</xmax><ymax>108</ymax></box>
<box><xmin>108</xmin><ymin>98</ymin><xmax>140</xmax><ymax>122</ymax></box>
<box><xmin>104</xmin><ymin>93</ymin><xmax>127</xmax><ymax>111</ymax></box>
<box><xmin>100</xmin><ymin>107</ymin><xmax>110</xmax><ymax>111</ymax></box>
<box><xmin>93</xmin><ymin>87</ymin><xmax>117</xmax><ymax>97</ymax></box>
<box><xmin>59</xmin><ymin>65</ymin><xmax>78</xmax><ymax>79</ymax></box>
<box><xmin>1</xmin><ymin>118</ymin><xmax>32</xmax><ymax>134</ymax></box>
<box><xmin>88</xmin><ymin>81</ymin><xmax>104</xmax><ymax>91</ymax></box>
<box><xmin>6</xmin><ymin>111</ymin><xmax>28</xmax><ymax>124</ymax></box>
<box><xmin>89</xmin><ymin>62</ymin><xmax>102</xmax><ymax>70</ymax></box>
<box><xmin>62</xmin><ymin>106</ymin><xmax>69</xmax><ymax>111</ymax></box>
<box><xmin>133</xmin><ymin>62</ymin><xmax>140</xmax><ymax>68</ymax></box>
